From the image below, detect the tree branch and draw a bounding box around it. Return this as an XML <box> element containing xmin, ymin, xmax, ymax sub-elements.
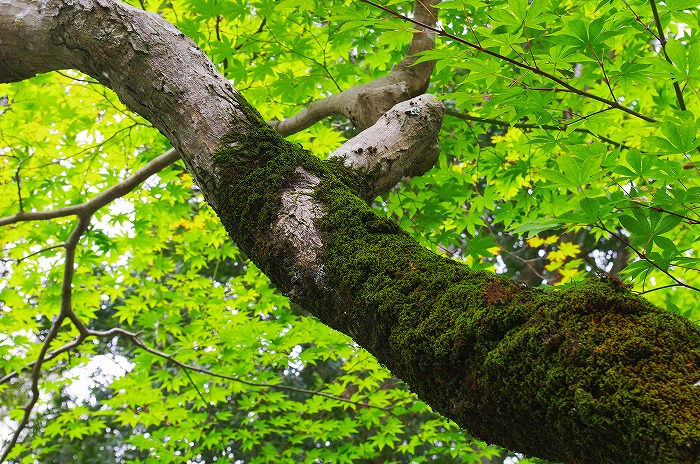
<box><xmin>270</xmin><ymin>0</ymin><xmax>441</xmax><ymax>135</ymax></box>
<box><xmin>649</xmin><ymin>0</ymin><xmax>687</xmax><ymax>112</ymax></box>
<box><xmin>445</xmin><ymin>109</ymin><xmax>636</xmax><ymax>150</ymax></box>
<box><xmin>0</xmin><ymin>148</ymin><xmax>179</xmax><ymax>227</ymax></box>
<box><xmin>330</xmin><ymin>95</ymin><xmax>444</xmax><ymax>201</ymax></box>
<box><xmin>0</xmin><ymin>2</ymin><xmax>698</xmax><ymax>463</ymax></box>
<box><xmin>361</xmin><ymin>0</ymin><xmax>658</xmax><ymax>123</ymax></box>
<box><xmin>0</xmin><ymin>213</ymin><xmax>89</xmax><ymax>462</ymax></box>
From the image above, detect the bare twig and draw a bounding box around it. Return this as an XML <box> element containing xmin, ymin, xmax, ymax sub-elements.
<box><xmin>0</xmin><ymin>243</ymin><xmax>66</xmax><ymax>264</ymax></box>
<box><xmin>0</xmin><ymin>334</ymin><xmax>86</xmax><ymax>385</ymax></box>
<box><xmin>0</xmin><ymin>148</ymin><xmax>180</xmax><ymax>227</ymax></box>
<box><xmin>620</xmin><ymin>0</ymin><xmax>659</xmax><ymax>40</ymax></box>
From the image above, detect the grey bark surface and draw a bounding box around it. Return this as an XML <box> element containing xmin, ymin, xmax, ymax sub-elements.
<box><xmin>270</xmin><ymin>0</ymin><xmax>441</xmax><ymax>135</ymax></box>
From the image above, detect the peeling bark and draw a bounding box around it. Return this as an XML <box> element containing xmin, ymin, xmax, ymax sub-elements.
<box><xmin>1</xmin><ymin>1</ymin><xmax>699</xmax><ymax>463</ymax></box>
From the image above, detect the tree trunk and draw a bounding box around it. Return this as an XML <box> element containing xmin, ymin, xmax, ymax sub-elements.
<box><xmin>1</xmin><ymin>1</ymin><xmax>699</xmax><ymax>463</ymax></box>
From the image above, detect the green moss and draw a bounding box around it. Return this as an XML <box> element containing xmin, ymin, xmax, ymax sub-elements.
<box><xmin>213</xmin><ymin>101</ymin><xmax>700</xmax><ymax>463</ymax></box>
<box><xmin>212</xmin><ymin>95</ymin><xmax>328</xmax><ymax>290</ymax></box>
<box><xmin>313</xmin><ymin>176</ymin><xmax>700</xmax><ymax>464</ymax></box>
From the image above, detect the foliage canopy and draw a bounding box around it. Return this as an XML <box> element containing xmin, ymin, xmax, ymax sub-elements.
<box><xmin>1</xmin><ymin>0</ymin><xmax>699</xmax><ymax>462</ymax></box>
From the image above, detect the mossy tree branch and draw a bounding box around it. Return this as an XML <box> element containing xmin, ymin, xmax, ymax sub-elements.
<box><xmin>0</xmin><ymin>1</ymin><xmax>699</xmax><ymax>463</ymax></box>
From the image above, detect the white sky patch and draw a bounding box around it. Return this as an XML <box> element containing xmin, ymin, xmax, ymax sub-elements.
<box><xmin>674</xmin><ymin>22</ymin><xmax>690</xmax><ymax>38</ymax></box>
<box><xmin>285</xmin><ymin>344</ymin><xmax>304</xmax><ymax>374</ymax></box>
<box><xmin>91</xmin><ymin>197</ymin><xmax>137</xmax><ymax>239</ymax></box>
<box><xmin>75</xmin><ymin>129</ymin><xmax>104</xmax><ymax>147</ymax></box>
<box><xmin>65</xmin><ymin>354</ymin><xmax>134</xmax><ymax>406</ymax></box>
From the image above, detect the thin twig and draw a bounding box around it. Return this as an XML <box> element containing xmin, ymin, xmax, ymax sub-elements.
<box><xmin>117</xmin><ymin>332</ymin><xmax>397</xmax><ymax>414</ymax></box>
<box><xmin>0</xmin><ymin>148</ymin><xmax>180</xmax><ymax>227</ymax></box>
<box><xmin>649</xmin><ymin>0</ymin><xmax>687</xmax><ymax>111</ymax></box>
<box><xmin>0</xmin><ymin>335</ymin><xmax>86</xmax><ymax>385</ymax></box>
<box><xmin>361</xmin><ymin>0</ymin><xmax>657</xmax><ymax>123</ymax></box>
<box><xmin>0</xmin><ymin>243</ymin><xmax>66</xmax><ymax>264</ymax></box>
<box><xmin>445</xmin><ymin>110</ymin><xmax>634</xmax><ymax>149</ymax></box>
<box><xmin>0</xmin><ymin>314</ymin><xmax>67</xmax><ymax>463</ymax></box>
<box><xmin>620</xmin><ymin>0</ymin><xmax>659</xmax><ymax>40</ymax></box>
<box><xmin>598</xmin><ymin>223</ymin><xmax>700</xmax><ymax>293</ymax></box>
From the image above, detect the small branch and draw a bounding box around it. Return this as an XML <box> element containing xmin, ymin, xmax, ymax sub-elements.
<box><xmin>589</xmin><ymin>46</ymin><xmax>617</xmax><ymax>102</ymax></box>
<box><xmin>13</xmin><ymin>157</ymin><xmax>25</xmax><ymax>213</ymax></box>
<box><xmin>54</xmin><ymin>70</ymin><xmax>99</xmax><ymax>84</ymax></box>
<box><xmin>0</xmin><ymin>148</ymin><xmax>179</xmax><ymax>227</ymax></box>
<box><xmin>1</xmin><ymin>243</ymin><xmax>66</xmax><ymax>264</ymax></box>
<box><xmin>2</xmin><ymin>200</ymin><xmax>95</xmax><ymax>461</ymax></box>
<box><xmin>0</xmin><ymin>313</ymin><xmax>67</xmax><ymax>463</ymax></box>
<box><xmin>639</xmin><ymin>283</ymin><xmax>682</xmax><ymax>294</ymax></box>
<box><xmin>620</xmin><ymin>0</ymin><xmax>659</xmax><ymax>40</ymax></box>
<box><xmin>598</xmin><ymin>223</ymin><xmax>700</xmax><ymax>293</ymax></box>
<box><xmin>0</xmin><ymin>334</ymin><xmax>87</xmax><ymax>385</ymax></box>
<box><xmin>215</xmin><ymin>15</ymin><xmax>229</xmax><ymax>72</ymax></box>
<box><xmin>445</xmin><ymin>110</ymin><xmax>634</xmax><ymax>150</ymax></box>
<box><xmin>362</xmin><ymin>0</ymin><xmax>657</xmax><ymax>123</ymax></box>
<box><xmin>61</xmin><ymin>217</ymin><xmax>92</xmax><ymax>335</ymax></box>
<box><xmin>110</xmin><ymin>330</ymin><xmax>398</xmax><ymax>414</ymax></box>
<box><xmin>649</xmin><ymin>0</ymin><xmax>687</xmax><ymax>111</ymax></box>
<box><xmin>631</xmin><ymin>202</ymin><xmax>700</xmax><ymax>225</ymax></box>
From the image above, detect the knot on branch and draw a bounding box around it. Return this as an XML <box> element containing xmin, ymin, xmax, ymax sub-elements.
<box><xmin>329</xmin><ymin>94</ymin><xmax>444</xmax><ymax>201</ymax></box>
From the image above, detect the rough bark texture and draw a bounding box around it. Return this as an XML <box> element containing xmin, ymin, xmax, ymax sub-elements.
<box><xmin>1</xmin><ymin>1</ymin><xmax>699</xmax><ymax>463</ymax></box>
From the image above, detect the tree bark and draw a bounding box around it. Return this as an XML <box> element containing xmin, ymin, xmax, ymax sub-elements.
<box><xmin>1</xmin><ymin>1</ymin><xmax>699</xmax><ymax>463</ymax></box>
<box><xmin>269</xmin><ymin>0</ymin><xmax>441</xmax><ymax>135</ymax></box>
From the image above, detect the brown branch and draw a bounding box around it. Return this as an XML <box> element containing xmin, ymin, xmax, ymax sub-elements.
<box><xmin>113</xmin><ymin>331</ymin><xmax>399</xmax><ymax>414</ymax></box>
<box><xmin>445</xmin><ymin>110</ymin><xmax>635</xmax><ymax>150</ymax></box>
<box><xmin>598</xmin><ymin>223</ymin><xmax>700</xmax><ymax>293</ymax></box>
<box><xmin>0</xmin><ymin>313</ymin><xmax>67</xmax><ymax>463</ymax></box>
<box><xmin>0</xmin><ymin>148</ymin><xmax>179</xmax><ymax>227</ymax></box>
<box><xmin>0</xmin><ymin>213</ymin><xmax>89</xmax><ymax>462</ymax></box>
<box><xmin>649</xmin><ymin>0</ymin><xmax>687</xmax><ymax>112</ymax></box>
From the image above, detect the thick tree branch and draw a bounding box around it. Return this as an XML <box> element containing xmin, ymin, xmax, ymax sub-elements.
<box><xmin>1</xmin><ymin>1</ymin><xmax>699</xmax><ymax>463</ymax></box>
<box><xmin>330</xmin><ymin>95</ymin><xmax>444</xmax><ymax>201</ymax></box>
<box><xmin>270</xmin><ymin>0</ymin><xmax>441</xmax><ymax>135</ymax></box>
<box><xmin>0</xmin><ymin>0</ymin><xmax>246</xmax><ymax>209</ymax></box>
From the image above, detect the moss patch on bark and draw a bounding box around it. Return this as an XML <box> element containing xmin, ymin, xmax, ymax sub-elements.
<box><xmin>314</xmin><ymin>174</ymin><xmax>700</xmax><ymax>464</ymax></box>
<box><xmin>213</xmin><ymin>103</ymin><xmax>700</xmax><ymax>463</ymax></box>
